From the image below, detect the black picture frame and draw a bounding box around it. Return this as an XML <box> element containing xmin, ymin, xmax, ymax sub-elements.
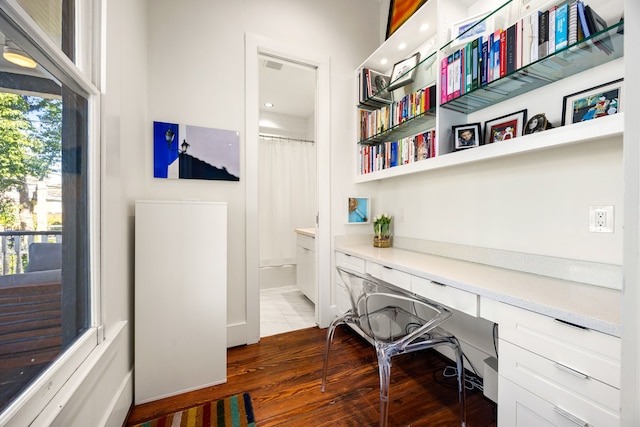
<box><xmin>483</xmin><ymin>109</ymin><xmax>527</xmax><ymax>144</ymax></box>
<box><xmin>388</xmin><ymin>52</ymin><xmax>421</xmax><ymax>91</ymax></box>
<box><xmin>561</xmin><ymin>78</ymin><xmax>623</xmax><ymax>126</ymax></box>
<box><xmin>453</xmin><ymin>123</ymin><xmax>482</xmax><ymax>150</ymax></box>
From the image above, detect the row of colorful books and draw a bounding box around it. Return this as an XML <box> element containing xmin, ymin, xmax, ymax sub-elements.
<box><xmin>359</xmin><ymin>85</ymin><xmax>436</xmax><ymax>141</ymax></box>
<box><xmin>359</xmin><ymin>129</ymin><xmax>436</xmax><ymax>175</ymax></box>
<box><xmin>440</xmin><ymin>0</ymin><xmax>611</xmax><ymax>104</ymax></box>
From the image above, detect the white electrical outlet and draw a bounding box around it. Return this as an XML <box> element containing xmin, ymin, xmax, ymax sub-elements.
<box><xmin>589</xmin><ymin>206</ymin><xmax>614</xmax><ymax>233</ymax></box>
<box><xmin>398</xmin><ymin>207</ymin><xmax>405</xmax><ymax>222</ymax></box>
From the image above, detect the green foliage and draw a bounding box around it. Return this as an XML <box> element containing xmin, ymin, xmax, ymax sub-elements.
<box><xmin>0</xmin><ymin>195</ymin><xmax>19</xmax><ymax>229</ymax></box>
<box><xmin>0</xmin><ymin>93</ymin><xmax>62</xmax><ymax>229</ymax></box>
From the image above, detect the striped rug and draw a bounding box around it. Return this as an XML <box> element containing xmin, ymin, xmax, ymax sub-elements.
<box><xmin>132</xmin><ymin>393</ymin><xmax>256</xmax><ymax>427</ymax></box>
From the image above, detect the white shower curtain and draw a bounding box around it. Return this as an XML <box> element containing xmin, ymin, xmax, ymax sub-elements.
<box><xmin>259</xmin><ymin>137</ymin><xmax>316</xmax><ymax>267</ymax></box>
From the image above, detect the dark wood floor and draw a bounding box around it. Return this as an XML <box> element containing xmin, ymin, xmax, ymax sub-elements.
<box><xmin>126</xmin><ymin>326</ymin><xmax>496</xmax><ymax>426</ymax></box>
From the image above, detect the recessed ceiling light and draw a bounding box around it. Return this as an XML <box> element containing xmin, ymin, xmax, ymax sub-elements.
<box><xmin>398</xmin><ymin>43</ymin><xmax>407</xmax><ymax>50</ymax></box>
<box><xmin>3</xmin><ymin>45</ymin><xmax>37</xmax><ymax>68</ymax></box>
<box><xmin>420</xmin><ymin>23</ymin><xmax>429</xmax><ymax>32</ymax></box>
<box><xmin>380</xmin><ymin>58</ymin><xmax>388</xmax><ymax>65</ymax></box>
<box><xmin>264</xmin><ymin>102</ymin><xmax>274</xmax><ymax>108</ymax></box>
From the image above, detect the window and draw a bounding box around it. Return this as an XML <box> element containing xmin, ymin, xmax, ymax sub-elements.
<box><xmin>0</xmin><ymin>2</ymin><xmax>99</xmax><ymax>423</ymax></box>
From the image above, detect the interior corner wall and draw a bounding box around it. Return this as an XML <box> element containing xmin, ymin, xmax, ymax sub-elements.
<box><xmin>374</xmin><ymin>58</ymin><xmax>623</xmax><ymax>265</ymax></box>
<box><xmin>145</xmin><ymin>1</ymin><xmax>380</xmax><ymax>338</ymax></box>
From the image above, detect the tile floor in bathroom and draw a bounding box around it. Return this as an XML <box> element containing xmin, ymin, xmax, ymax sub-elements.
<box><xmin>260</xmin><ymin>285</ymin><xmax>316</xmax><ymax>337</ymax></box>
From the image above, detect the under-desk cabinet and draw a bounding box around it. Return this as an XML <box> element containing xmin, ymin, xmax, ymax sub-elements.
<box><xmin>496</xmin><ymin>302</ymin><xmax>621</xmax><ymax>426</ymax></box>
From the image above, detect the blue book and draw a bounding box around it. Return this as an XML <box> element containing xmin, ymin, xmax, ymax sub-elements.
<box><xmin>556</xmin><ymin>3</ymin><xmax>569</xmax><ymax>50</ymax></box>
<box><xmin>577</xmin><ymin>0</ymin><xmax>590</xmax><ymax>37</ymax></box>
<box><xmin>390</xmin><ymin>141</ymin><xmax>398</xmax><ymax>167</ymax></box>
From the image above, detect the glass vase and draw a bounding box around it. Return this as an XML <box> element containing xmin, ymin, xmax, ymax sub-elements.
<box><xmin>373</xmin><ymin>222</ymin><xmax>391</xmax><ymax>248</ymax></box>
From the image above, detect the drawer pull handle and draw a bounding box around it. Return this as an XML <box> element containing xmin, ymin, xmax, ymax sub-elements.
<box><xmin>553</xmin><ymin>406</ymin><xmax>589</xmax><ymax>426</ymax></box>
<box><xmin>383</xmin><ymin>266</ymin><xmax>392</xmax><ymax>270</ymax></box>
<box><xmin>553</xmin><ymin>362</ymin><xmax>589</xmax><ymax>380</ymax></box>
<box><xmin>431</xmin><ymin>281</ymin><xmax>446</xmax><ymax>287</ymax></box>
<box><xmin>555</xmin><ymin>318</ymin><xmax>589</xmax><ymax>331</ymax></box>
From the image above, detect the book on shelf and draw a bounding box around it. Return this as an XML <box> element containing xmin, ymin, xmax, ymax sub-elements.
<box><xmin>539</xmin><ymin>9</ymin><xmax>550</xmax><ymax>58</ymax></box>
<box><xmin>555</xmin><ymin>2</ymin><xmax>568</xmax><ymax>50</ymax></box>
<box><xmin>548</xmin><ymin>5</ymin><xmax>557</xmax><ymax>55</ymax></box>
<box><xmin>584</xmin><ymin>5</ymin><xmax>614</xmax><ymax>54</ymax></box>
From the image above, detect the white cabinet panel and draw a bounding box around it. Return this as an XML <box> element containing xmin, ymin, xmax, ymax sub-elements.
<box><xmin>296</xmin><ymin>234</ymin><xmax>315</xmax><ymax>303</ymax></box>
<box><xmin>500</xmin><ymin>340</ymin><xmax>620</xmax><ymax>413</ymax></box>
<box><xmin>134</xmin><ymin>200</ymin><xmax>227</xmax><ymax>404</ymax></box>
<box><xmin>335</xmin><ymin>252</ymin><xmax>365</xmax><ymax>273</ymax></box>
<box><xmin>411</xmin><ymin>275</ymin><xmax>478</xmax><ymax>316</ymax></box>
<box><xmin>366</xmin><ymin>261</ymin><xmax>411</xmax><ymax>291</ymax></box>
<box><xmin>499</xmin><ymin>376</ymin><xmax>619</xmax><ymax>427</ymax></box>
<box><xmin>498</xmin><ymin>302</ymin><xmax>621</xmax><ymax>388</ymax></box>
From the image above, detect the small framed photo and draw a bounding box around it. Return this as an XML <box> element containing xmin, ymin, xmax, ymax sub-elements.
<box><xmin>451</xmin><ymin>11</ymin><xmax>492</xmax><ymax>47</ymax></box>
<box><xmin>524</xmin><ymin>113</ymin><xmax>553</xmax><ymax>134</ymax></box>
<box><xmin>388</xmin><ymin>52</ymin><xmax>421</xmax><ymax>91</ymax></box>
<box><xmin>561</xmin><ymin>79</ymin><xmax>623</xmax><ymax>126</ymax></box>
<box><xmin>346</xmin><ymin>197</ymin><xmax>370</xmax><ymax>224</ymax></box>
<box><xmin>483</xmin><ymin>109</ymin><xmax>527</xmax><ymax>143</ymax></box>
<box><xmin>453</xmin><ymin>123</ymin><xmax>482</xmax><ymax>150</ymax></box>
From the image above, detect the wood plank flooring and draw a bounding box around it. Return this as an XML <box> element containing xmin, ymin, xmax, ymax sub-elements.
<box><xmin>126</xmin><ymin>326</ymin><xmax>496</xmax><ymax>427</ymax></box>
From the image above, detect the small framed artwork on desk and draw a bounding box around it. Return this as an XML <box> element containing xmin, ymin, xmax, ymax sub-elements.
<box><xmin>453</xmin><ymin>123</ymin><xmax>482</xmax><ymax>150</ymax></box>
<box><xmin>347</xmin><ymin>197</ymin><xmax>370</xmax><ymax>224</ymax></box>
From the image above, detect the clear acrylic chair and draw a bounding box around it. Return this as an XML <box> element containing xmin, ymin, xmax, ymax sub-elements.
<box><xmin>321</xmin><ymin>266</ymin><xmax>466</xmax><ymax>427</ymax></box>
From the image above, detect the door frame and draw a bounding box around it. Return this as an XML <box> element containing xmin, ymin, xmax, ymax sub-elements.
<box><xmin>245</xmin><ymin>33</ymin><xmax>331</xmax><ymax>344</ymax></box>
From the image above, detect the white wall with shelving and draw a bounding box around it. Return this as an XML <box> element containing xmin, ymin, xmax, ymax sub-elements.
<box><xmin>353</xmin><ymin>0</ymin><xmax>625</xmax><ymax>268</ymax></box>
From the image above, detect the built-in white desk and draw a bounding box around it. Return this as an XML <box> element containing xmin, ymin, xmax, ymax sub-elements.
<box><xmin>335</xmin><ymin>242</ymin><xmax>621</xmax><ymax>336</ymax></box>
<box><xmin>334</xmin><ymin>240</ymin><xmax>623</xmax><ymax>426</ymax></box>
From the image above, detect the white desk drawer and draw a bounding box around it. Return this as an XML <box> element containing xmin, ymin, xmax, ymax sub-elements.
<box><xmin>498</xmin><ymin>375</ymin><xmax>619</xmax><ymax>427</ymax></box>
<box><xmin>366</xmin><ymin>261</ymin><xmax>411</xmax><ymax>291</ymax></box>
<box><xmin>411</xmin><ymin>276</ymin><xmax>478</xmax><ymax>317</ymax></box>
<box><xmin>497</xmin><ymin>302</ymin><xmax>621</xmax><ymax>388</ymax></box>
<box><xmin>335</xmin><ymin>252</ymin><xmax>365</xmax><ymax>273</ymax></box>
<box><xmin>500</xmin><ymin>340</ymin><xmax>620</xmax><ymax>413</ymax></box>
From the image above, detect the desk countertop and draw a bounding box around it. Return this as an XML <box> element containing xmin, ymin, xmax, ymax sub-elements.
<box><xmin>335</xmin><ymin>242</ymin><xmax>622</xmax><ymax>337</ymax></box>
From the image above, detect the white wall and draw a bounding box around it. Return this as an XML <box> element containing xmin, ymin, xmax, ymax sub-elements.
<box><xmin>145</xmin><ymin>0</ymin><xmax>380</xmax><ymax>334</ymax></box>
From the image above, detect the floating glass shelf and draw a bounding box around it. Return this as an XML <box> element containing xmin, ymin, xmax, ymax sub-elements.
<box><xmin>358</xmin><ymin>109</ymin><xmax>436</xmax><ymax>145</ymax></box>
<box><xmin>441</xmin><ymin>20</ymin><xmax>624</xmax><ymax>114</ymax></box>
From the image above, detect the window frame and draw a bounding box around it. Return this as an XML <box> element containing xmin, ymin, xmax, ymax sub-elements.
<box><xmin>0</xmin><ymin>0</ymin><xmax>102</xmax><ymax>424</ymax></box>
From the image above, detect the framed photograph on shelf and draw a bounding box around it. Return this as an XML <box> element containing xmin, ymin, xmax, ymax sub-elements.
<box><xmin>453</xmin><ymin>123</ymin><xmax>482</xmax><ymax>150</ymax></box>
<box><xmin>483</xmin><ymin>109</ymin><xmax>527</xmax><ymax>143</ymax></box>
<box><xmin>346</xmin><ymin>197</ymin><xmax>370</xmax><ymax>224</ymax></box>
<box><xmin>386</xmin><ymin>0</ymin><xmax>428</xmax><ymax>39</ymax></box>
<box><xmin>388</xmin><ymin>52</ymin><xmax>421</xmax><ymax>91</ymax></box>
<box><xmin>561</xmin><ymin>79</ymin><xmax>623</xmax><ymax>126</ymax></box>
<box><xmin>451</xmin><ymin>11</ymin><xmax>491</xmax><ymax>47</ymax></box>
<box><xmin>368</xmin><ymin>69</ymin><xmax>393</xmax><ymax>104</ymax></box>
<box><xmin>524</xmin><ymin>113</ymin><xmax>553</xmax><ymax>134</ymax></box>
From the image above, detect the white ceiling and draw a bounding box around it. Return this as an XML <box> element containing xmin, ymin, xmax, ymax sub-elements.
<box><xmin>258</xmin><ymin>55</ymin><xmax>316</xmax><ymax>119</ymax></box>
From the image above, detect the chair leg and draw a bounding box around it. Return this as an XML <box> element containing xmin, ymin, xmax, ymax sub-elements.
<box><xmin>376</xmin><ymin>346</ymin><xmax>393</xmax><ymax>427</ymax></box>
<box><xmin>321</xmin><ymin>316</ymin><xmax>347</xmax><ymax>392</ymax></box>
<box><xmin>451</xmin><ymin>338</ymin><xmax>467</xmax><ymax>427</ymax></box>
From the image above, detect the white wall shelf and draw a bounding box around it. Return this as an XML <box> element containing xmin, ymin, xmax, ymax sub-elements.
<box><xmin>355</xmin><ymin>113</ymin><xmax>623</xmax><ymax>183</ymax></box>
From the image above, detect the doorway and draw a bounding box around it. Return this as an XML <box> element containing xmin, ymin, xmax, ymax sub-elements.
<box><xmin>257</xmin><ymin>54</ymin><xmax>317</xmax><ymax>337</ymax></box>
<box><xmin>245</xmin><ymin>33</ymin><xmax>332</xmax><ymax>345</ymax></box>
